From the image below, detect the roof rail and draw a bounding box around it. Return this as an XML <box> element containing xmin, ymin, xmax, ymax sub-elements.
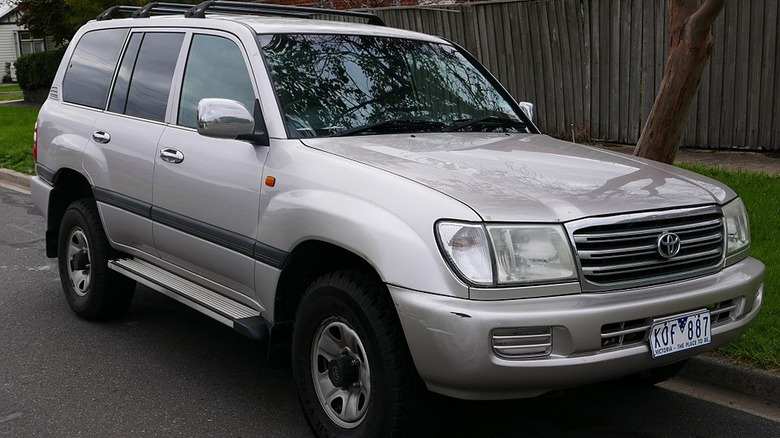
<box><xmin>96</xmin><ymin>3</ymin><xmax>191</xmax><ymax>20</ymax></box>
<box><xmin>185</xmin><ymin>0</ymin><xmax>385</xmax><ymax>26</ymax></box>
<box><xmin>132</xmin><ymin>2</ymin><xmax>197</xmax><ymax>18</ymax></box>
<box><xmin>96</xmin><ymin>5</ymin><xmax>142</xmax><ymax>21</ymax></box>
<box><xmin>96</xmin><ymin>1</ymin><xmax>385</xmax><ymax>26</ymax></box>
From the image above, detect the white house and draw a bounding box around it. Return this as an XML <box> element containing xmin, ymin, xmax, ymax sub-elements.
<box><xmin>0</xmin><ymin>4</ymin><xmax>54</xmax><ymax>81</ymax></box>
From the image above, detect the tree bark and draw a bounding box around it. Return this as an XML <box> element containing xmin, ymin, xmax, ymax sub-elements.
<box><xmin>633</xmin><ymin>0</ymin><xmax>727</xmax><ymax>164</ymax></box>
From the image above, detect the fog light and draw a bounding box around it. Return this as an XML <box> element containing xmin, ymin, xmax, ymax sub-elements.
<box><xmin>491</xmin><ymin>327</ymin><xmax>552</xmax><ymax>358</ymax></box>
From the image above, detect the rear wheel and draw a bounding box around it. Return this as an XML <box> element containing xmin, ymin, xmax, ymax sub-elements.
<box><xmin>57</xmin><ymin>199</ymin><xmax>135</xmax><ymax>319</ymax></box>
<box><xmin>292</xmin><ymin>270</ymin><xmax>425</xmax><ymax>437</ymax></box>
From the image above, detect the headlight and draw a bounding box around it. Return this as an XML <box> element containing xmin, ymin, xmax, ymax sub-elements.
<box><xmin>723</xmin><ymin>198</ymin><xmax>750</xmax><ymax>259</ymax></box>
<box><xmin>487</xmin><ymin>225</ymin><xmax>577</xmax><ymax>284</ymax></box>
<box><xmin>436</xmin><ymin>222</ymin><xmax>577</xmax><ymax>286</ymax></box>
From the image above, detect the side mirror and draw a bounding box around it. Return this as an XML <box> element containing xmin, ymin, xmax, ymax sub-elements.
<box><xmin>197</xmin><ymin>98</ymin><xmax>255</xmax><ymax>139</ymax></box>
<box><xmin>518</xmin><ymin>101</ymin><xmax>534</xmax><ymax>122</ymax></box>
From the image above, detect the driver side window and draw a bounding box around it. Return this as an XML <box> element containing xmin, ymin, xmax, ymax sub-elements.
<box><xmin>178</xmin><ymin>34</ymin><xmax>256</xmax><ymax>129</ymax></box>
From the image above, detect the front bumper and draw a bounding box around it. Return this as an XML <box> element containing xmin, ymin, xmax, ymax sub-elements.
<box><xmin>390</xmin><ymin>257</ymin><xmax>765</xmax><ymax>400</ymax></box>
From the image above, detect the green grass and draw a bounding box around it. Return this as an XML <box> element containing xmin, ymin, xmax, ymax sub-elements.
<box><xmin>0</xmin><ymin>83</ymin><xmax>24</xmax><ymax>101</ymax></box>
<box><xmin>0</xmin><ymin>104</ymin><xmax>38</xmax><ymax>174</ymax></box>
<box><xmin>679</xmin><ymin>164</ymin><xmax>780</xmax><ymax>372</ymax></box>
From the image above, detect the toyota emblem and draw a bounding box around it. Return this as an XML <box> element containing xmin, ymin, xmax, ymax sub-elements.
<box><xmin>657</xmin><ymin>232</ymin><xmax>681</xmax><ymax>259</ymax></box>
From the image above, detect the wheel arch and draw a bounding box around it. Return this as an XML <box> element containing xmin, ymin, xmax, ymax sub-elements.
<box><xmin>274</xmin><ymin>239</ymin><xmax>382</xmax><ymax>324</ymax></box>
<box><xmin>45</xmin><ymin>168</ymin><xmax>94</xmax><ymax>257</ymax></box>
<box><xmin>263</xmin><ymin>240</ymin><xmax>385</xmax><ymax>368</ymax></box>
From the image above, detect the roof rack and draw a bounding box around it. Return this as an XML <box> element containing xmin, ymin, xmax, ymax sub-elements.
<box><xmin>96</xmin><ymin>3</ymin><xmax>192</xmax><ymax>20</ymax></box>
<box><xmin>96</xmin><ymin>6</ymin><xmax>142</xmax><ymax>21</ymax></box>
<box><xmin>186</xmin><ymin>1</ymin><xmax>385</xmax><ymax>26</ymax></box>
<box><xmin>96</xmin><ymin>1</ymin><xmax>385</xmax><ymax>26</ymax></box>
<box><xmin>132</xmin><ymin>2</ymin><xmax>198</xmax><ymax>18</ymax></box>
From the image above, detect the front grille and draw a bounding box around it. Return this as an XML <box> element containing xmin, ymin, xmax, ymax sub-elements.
<box><xmin>570</xmin><ymin>207</ymin><xmax>724</xmax><ymax>291</ymax></box>
<box><xmin>600</xmin><ymin>298</ymin><xmax>739</xmax><ymax>350</ymax></box>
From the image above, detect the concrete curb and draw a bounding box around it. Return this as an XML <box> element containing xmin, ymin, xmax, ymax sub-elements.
<box><xmin>0</xmin><ymin>168</ymin><xmax>31</xmax><ymax>189</ymax></box>
<box><xmin>681</xmin><ymin>354</ymin><xmax>780</xmax><ymax>403</ymax></box>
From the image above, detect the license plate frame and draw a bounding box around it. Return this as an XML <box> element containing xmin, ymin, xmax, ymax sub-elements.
<box><xmin>649</xmin><ymin>309</ymin><xmax>711</xmax><ymax>358</ymax></box>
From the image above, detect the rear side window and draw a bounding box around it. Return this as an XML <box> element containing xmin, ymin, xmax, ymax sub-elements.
<box><xmin>62</xmin><ymin>28</ymin><xmax>128</xmax><ymax>109</ymax></box>
<box><xmin>122</xmin><ymin>32</ymin><xmax>185</xmax><ymax>122</ymax></box>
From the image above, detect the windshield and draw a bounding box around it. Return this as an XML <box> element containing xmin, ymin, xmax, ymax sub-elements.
<box><xmin>258</xmin><ymin>33</ymin><xmax>527</xmax><ymax>138</ymax></box>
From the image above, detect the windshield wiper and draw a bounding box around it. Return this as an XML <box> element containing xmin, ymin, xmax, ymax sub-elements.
<box><xmin>444</xmin><ymin>116</ymin><xmax>528</xmax><ymax>132</ymax></box>
<box><xmin>330</xmin><ymin>119</ymin><xmax>446</xmax><ymax>137</ymax></box>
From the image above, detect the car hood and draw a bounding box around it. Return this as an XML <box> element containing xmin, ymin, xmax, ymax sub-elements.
<box><xmin>300</xmin><ymin>134</ymin><xmax>735</xmax><ymax>222</ymax></box>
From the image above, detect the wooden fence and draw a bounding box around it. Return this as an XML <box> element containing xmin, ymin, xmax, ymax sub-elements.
<box><xmin>368</xmin><ymin>0</ymin><xmax>780</xmax><ymax>151</ymax></box>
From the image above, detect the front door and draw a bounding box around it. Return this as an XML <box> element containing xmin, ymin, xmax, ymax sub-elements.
<box><xmin>152</xmin><ymin>32</ymin><xmax>267</xmax><ymax>306</ymax></box>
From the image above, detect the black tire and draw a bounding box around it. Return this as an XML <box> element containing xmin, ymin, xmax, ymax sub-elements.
<box><xmin>57</xmin><ymin>198</ymin><xmax>135</xmax><ymax>319</ymax></box>
<box><xmin>626</xmin><ymin>359</ymin><xmax>690</xmax><ymax>386</ymax></box>
<box><xmin>292</xmin><ymin>270</ymin><xmax>425</xmax><ymax>438</ymax></box>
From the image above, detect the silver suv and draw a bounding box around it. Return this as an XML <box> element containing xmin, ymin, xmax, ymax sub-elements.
<box><xmin>31</xmin><ymin>2</ymin><xmax>765</xmax><ymax>436</ymax></box>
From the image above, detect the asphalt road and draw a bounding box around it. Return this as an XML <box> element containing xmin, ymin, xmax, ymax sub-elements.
<box><xmin>2</xmin><ymin>184</ymin><xmax>779</xmax><ymax>437</ymax></box>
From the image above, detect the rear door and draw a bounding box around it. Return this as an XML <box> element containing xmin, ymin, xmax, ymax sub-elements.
<box><xmin>151</xmin><ymin>31</ymin><xmax>268</xmax><ymax>305</ymax></box>
<box><xmin>84</xmin><ymin>30</ymin><xmax>185</xmax><ymax>258</ymax></box>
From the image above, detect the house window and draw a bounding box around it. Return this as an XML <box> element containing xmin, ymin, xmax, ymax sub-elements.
<box><xmin>18</xmin><ymin>32</ymin><xmax>46</xmax><ymax>56</ymax></box>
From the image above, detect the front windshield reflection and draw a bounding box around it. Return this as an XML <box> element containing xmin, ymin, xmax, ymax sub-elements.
<box><xmin>258</xmin><ymin>33</ymin><xmax>523</xmax><ymax>138</ymax></box>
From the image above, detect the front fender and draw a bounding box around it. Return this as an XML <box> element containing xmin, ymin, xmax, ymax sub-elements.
<box><xmin>257</xmin><ymin>140</ymin><xmax>478</xmax><ymax>298</ymax></box>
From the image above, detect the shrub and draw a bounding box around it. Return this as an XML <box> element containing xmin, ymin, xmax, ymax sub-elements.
<box><xmin>14</xmin><ymin>47</ymin><xmax>66</xmax><ymax>102</ymax></box>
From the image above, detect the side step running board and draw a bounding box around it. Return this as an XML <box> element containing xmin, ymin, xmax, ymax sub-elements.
<box><xmin>108</xmin><ymin>258</ymin><xmax>268</xmax><ymax>341</ymax></box>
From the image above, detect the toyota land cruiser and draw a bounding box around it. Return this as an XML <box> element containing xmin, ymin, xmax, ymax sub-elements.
<box><xmin>30</xmin><ymin>2</ymin><xmax>765</xmax><ymax>436</ymax></box>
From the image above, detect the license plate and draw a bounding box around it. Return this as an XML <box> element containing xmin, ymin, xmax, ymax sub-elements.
<box><xmin>649</xmin><ymin>309</ymin><xmax>711</xmax><ymax>358</ymax></box>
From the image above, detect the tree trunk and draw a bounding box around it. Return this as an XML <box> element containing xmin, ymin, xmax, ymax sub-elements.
<box><xmin>633</xmin><ymin>0</ymin><xmax>727</xmax><ymax>164</ymax></box>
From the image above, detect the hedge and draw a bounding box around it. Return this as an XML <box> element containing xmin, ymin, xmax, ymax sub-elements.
<box><xmin>14</xmin><ymin>47</ymin><xmax>66</xmax><ymax>102</ymax></box>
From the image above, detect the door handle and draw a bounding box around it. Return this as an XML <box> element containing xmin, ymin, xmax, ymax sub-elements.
<box><xmin>92</xmin><ymin>131</ymin><xmax>111</xmax><ymax>144</ymax></box>
<box><xmin>159</xmin><ymin>148</ymin><xmax>184</xmax><ymax>164</ymax></box>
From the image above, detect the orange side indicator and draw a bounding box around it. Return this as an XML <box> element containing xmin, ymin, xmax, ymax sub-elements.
<box><xmin>265</xmin><ymin>176</ymin><xmax>277</xmax><ymax>187</ymax></box>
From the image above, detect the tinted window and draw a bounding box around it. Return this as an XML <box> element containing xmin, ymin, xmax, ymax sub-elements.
<box><xmin>108</xmin><ymin>33</ymin><xmax>142</xmax><ymax>114</ymax></box>
<box><xmin>178</xmin><ymin>35</ymin><xmax>256</xmax><ymax>128</ymax></box>
<box><xmin>124</xmin><ymin>33</ymin><xmax>184</xmax><ymax>122</ymax></box>
<box><xmin>63</xmin><ymin>28</ymin><xmax>128</xmax><ymax>109</ymax></box>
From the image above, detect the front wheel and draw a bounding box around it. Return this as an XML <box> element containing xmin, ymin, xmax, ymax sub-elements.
<box><xmin>57</xmin><ymin>198</ymin><xmax>135</xmax><ymax>319</ymax></box>
<box><xmin>292</xmin><ymin>270</ymin><xmax>425</xmax><ymax>437</ymax></box>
